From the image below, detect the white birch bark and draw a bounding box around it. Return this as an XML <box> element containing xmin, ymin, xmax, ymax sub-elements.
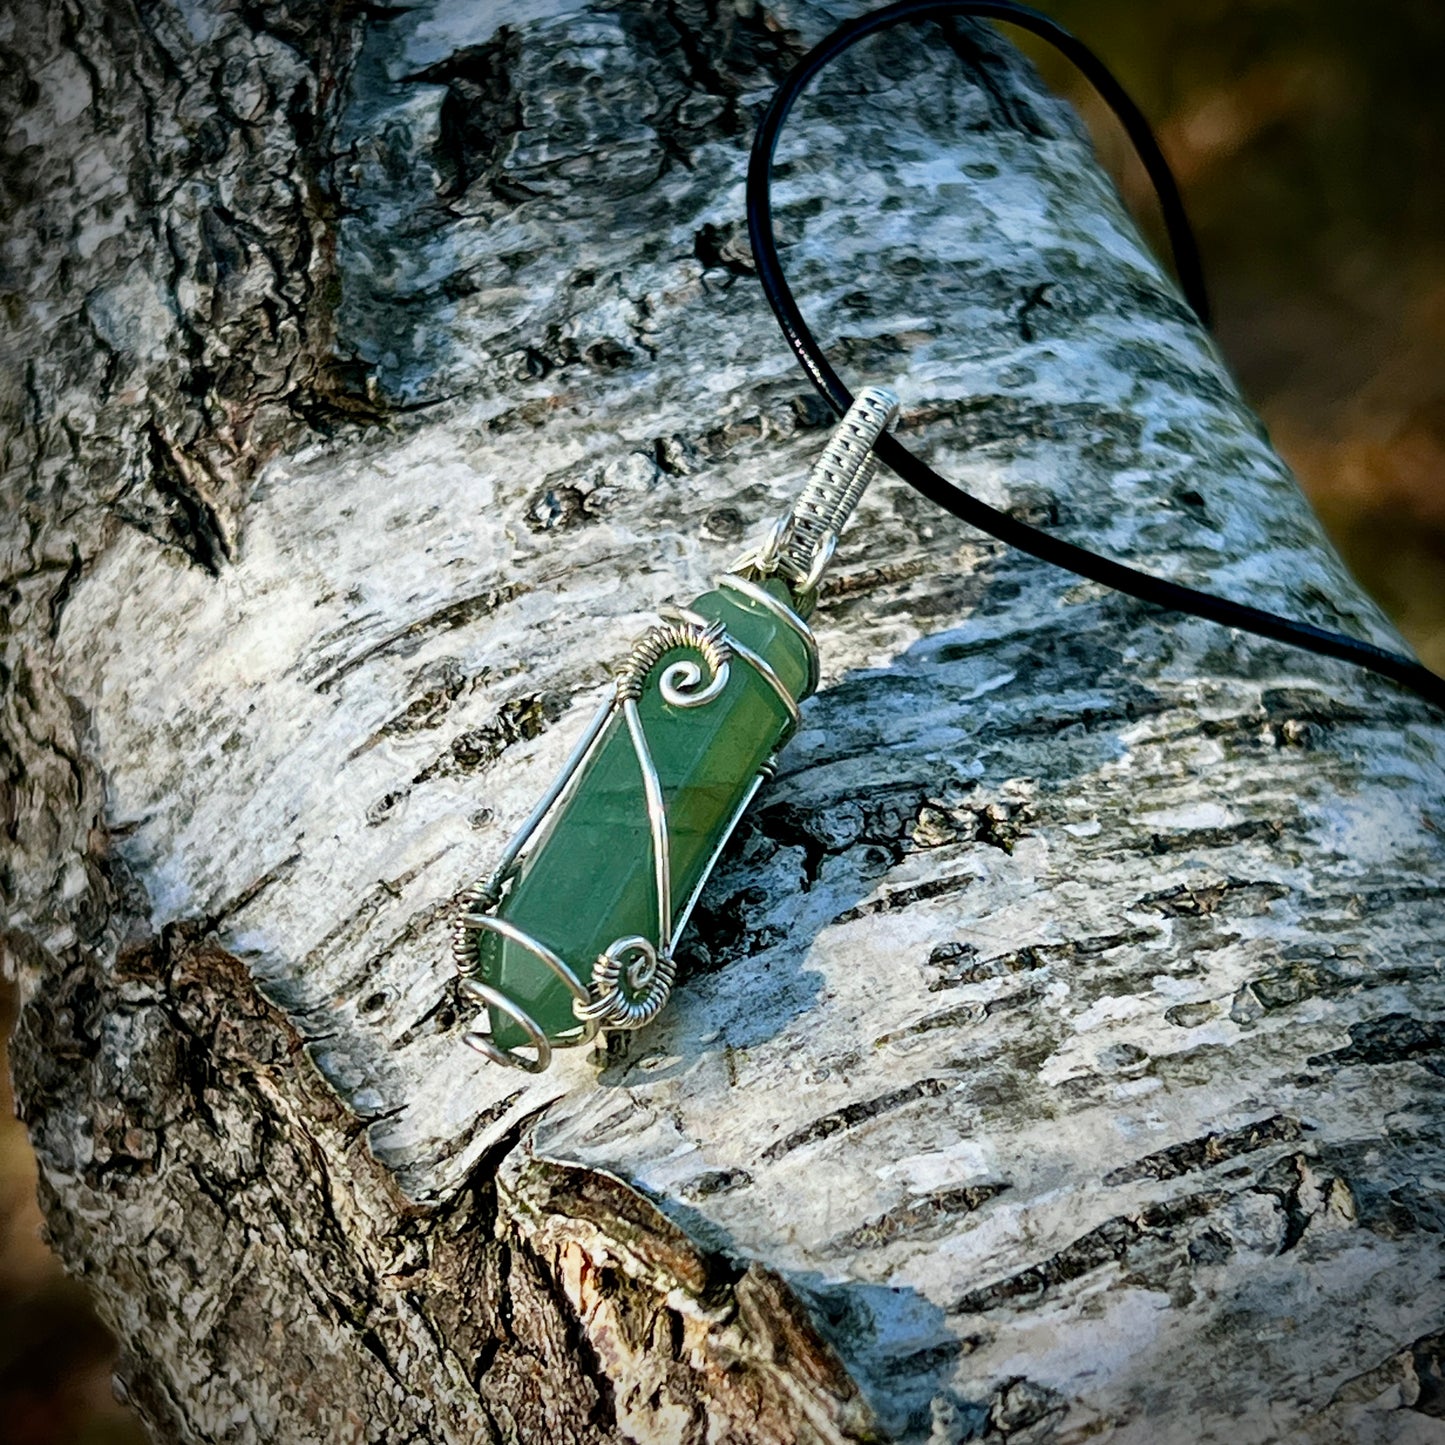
<box><xmin>4</xmin><ymin>0</ymin><xmax>1444</xmax><ymax>1441</ymax></box>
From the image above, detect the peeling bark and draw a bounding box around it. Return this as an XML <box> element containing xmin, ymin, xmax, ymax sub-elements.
<box><xmin>3</xmin><ymin>2</ymin><xmax>1444</xmax><ymax>1442</ymax></box>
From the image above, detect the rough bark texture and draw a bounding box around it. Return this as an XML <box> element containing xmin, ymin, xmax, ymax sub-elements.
<box><xmin>4</xmin><ymin>1</ymin><xmax>1444</xmax><ymax>1442</ymax></box>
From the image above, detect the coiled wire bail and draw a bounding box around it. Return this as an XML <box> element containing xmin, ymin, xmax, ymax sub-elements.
<box><xmin>738</xmin><ymin>386</ymin><xmax>899</xmax><ymax>591</ymax></box>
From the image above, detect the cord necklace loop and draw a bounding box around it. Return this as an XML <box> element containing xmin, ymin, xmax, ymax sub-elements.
<box><xmin>745</xmin><ymin>0</ymin><xmax>1445</xmax><ymax>711</ymax></box>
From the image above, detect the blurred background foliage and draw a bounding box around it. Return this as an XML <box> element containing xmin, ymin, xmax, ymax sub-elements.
<box><xmin>2</xmin><ymin>2</ymin><xmax>1440</xmax><ymax>1440</ymax></box>
<box><xmin>1025</xmin><ymin>0</ymin><xmax>1445</xmax><ymax>671</ymax></box>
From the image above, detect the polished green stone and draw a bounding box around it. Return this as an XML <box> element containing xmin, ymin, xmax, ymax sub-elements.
<box><xmin>477</xmin><ymin>578</ymin><xmax>813</xmax><ymax>1050</ymax></box>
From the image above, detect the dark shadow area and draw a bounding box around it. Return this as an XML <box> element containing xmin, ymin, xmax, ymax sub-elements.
<box><xmin>0</xmin><ymin>984</ymin><xmax>146</xmax><ymax>1445</ymax></box>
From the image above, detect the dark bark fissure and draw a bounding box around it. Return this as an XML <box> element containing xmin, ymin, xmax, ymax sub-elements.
<box><xmin>412</xmin><ymin>30</ymin><xmax>527</xmax><ymax>203</ymax></box>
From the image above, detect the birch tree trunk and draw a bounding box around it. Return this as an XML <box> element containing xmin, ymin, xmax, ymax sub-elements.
<box><xmin>4</xmin><ymin>1</ymin><xmax>1444</xmax><ymax>1441</ymax></box>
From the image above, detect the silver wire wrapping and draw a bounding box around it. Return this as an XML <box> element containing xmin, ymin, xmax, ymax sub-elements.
<box><xmin>576</xmin><ymin>936</ymin><xmax>677</xmax><ymax>1029</ymax></box>
<box><xmin>617</xmin><ymin>616</ymin><xmax>731</xmax><ymax>707</ymax></box>
<box><xmin>737</xmin><ymin>386</ymin><xmax>899</xmax><ymax>591</ymax></box>
<box><xmin>450</xmin><ymin>387</ymin><xmax>897</xmax><ymax>1070</ymax></box>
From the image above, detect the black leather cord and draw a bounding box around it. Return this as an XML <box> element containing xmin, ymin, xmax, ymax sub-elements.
<box><xmin>746</xmin><ymin>0</ymin><xmax>1445</xmax><ymax>711</ymax></box>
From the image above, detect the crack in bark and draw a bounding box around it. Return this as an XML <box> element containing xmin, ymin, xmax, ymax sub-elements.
<box><xmin>1307</xmin><ymin>1013</ymin><xmax>1445</xmax><ymax>1073</ymax></box>
<box><xmin>762</xmin><ymin>1078</ymin><xmax>954</xmax><ymax>1163</ymax></box>
<box><xmin>826</xmin><ymin>1182</ymin><xmax>1011</xmax><ymax>1254</ymax></box>
<box><xmin>311</xmin><ymin>586</ymin><xmax>525</xmax><ymax>693</ymax></box>
<box><xmin>1135</xmin><ymin>876</ymin><xmax>1291</xmax><ymax>918</ymax></box>
<box><xmin>1103</xmin><ymin>1114</ymin><xmax>1307</xmax><ymax>1187</ymax></box>
<box><xmin>927</xmin><ymin>928</ymin><xmax>1157</xmax><ymax>991</ymax></box>
<box><xmin>408</xmin><ymin>693</ymin><xmax>557</xmax><ymax>788</ymax></box>
<box><xmin>831</xmin><ymin>872</ymin><xmax>980</xmax><ymax>926</ymax></box>
<box><xmin>950</xmin><ymin>1190</ymin><xmax>1228</xmax><ymax>1316</ymax></box>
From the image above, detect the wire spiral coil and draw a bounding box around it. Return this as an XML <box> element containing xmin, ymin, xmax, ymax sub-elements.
<box><xmin>616</xmin><ymin>617</ymin><xmax>731</xmax><ymax>706</ymax></box>
<box><xmin>576</xmin><ymin>936</ymin><xmax>678</xmax><ymax>1029</ymax></box>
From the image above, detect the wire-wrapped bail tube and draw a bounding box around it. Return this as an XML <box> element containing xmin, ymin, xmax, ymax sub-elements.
<box><xmin>760</xmin><ymin>386</ymin><xmax>899</xmax><ymax>589</ymax></box>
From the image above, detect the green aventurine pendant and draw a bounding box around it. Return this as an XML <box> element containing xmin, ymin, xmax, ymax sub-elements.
<box><xmin>451</xmin><ymin>387</ymin><xmax>899</xmax><ymax>1071</ymax></box>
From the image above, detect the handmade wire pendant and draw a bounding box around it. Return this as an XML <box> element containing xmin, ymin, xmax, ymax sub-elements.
<box><xmin>451</xmin><ymin>388</ymin><xmax>898</xmax><ymax>1071</ymax></box>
